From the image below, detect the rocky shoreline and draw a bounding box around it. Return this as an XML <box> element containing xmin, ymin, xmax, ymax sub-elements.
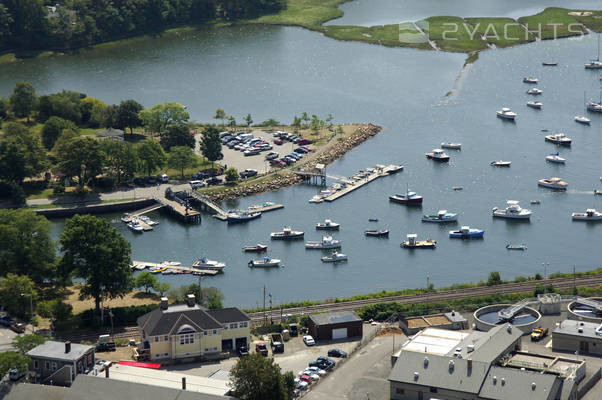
<box><xmin>207</xmin><ymin>124</ymin><xmax>382</xmax><ymax>202</ymax></box>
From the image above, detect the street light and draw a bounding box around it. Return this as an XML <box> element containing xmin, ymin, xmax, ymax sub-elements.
<box><xmin>21</xmin><ymin>293</ymin><xmax>34</xmax><ymax>333</ymax></box>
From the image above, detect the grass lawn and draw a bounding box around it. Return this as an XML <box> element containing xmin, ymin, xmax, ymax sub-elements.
<box><xmin>249</xmin><ymin>0</ymin><xmax>348</xmax><ymax>29</ymax></box>
<box><xmin>323</xmin><ymin>24</ymin><xmax>431</xmax><ymax>50</ymax></box>
<box><xmin>465</xmin><ymin>17</ymin><xmax>534</xmax><ymax>48</ymax></box>
<box><xmin>572</xmin><ymin>10</ymin><xmax>602</xmax><ymax>33</ymax></box>
<box><xmin>518</xmin><ymin>8</ymin><xmax>587</xmax><ymax>39</ymax></box>
<box><xmin>424</xmin><ymin>16</ymin><xmax>488</xmax><ymax>52</ymax></box>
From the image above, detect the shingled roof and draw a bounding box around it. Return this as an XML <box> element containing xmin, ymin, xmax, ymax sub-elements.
<box><xmin>206</xmin><ymin>308</ymin><xmax>251</xmax><ymax>324</ymax></box>
<box><xmin>137</xmin><ymin>304</ymin><xmax>224</xmax><ymax>336</ymax></box>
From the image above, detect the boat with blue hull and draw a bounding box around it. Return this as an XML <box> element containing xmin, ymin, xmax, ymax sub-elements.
<box><xmin>449</xmin><ymin>226</ymin><xmax>484</xmax><ymax>239</ymax></box>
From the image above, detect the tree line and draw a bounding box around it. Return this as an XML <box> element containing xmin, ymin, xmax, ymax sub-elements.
<box><xmin>0</xmin><ymin>0</ymin><xmax>285</xmax><ymax>52</ymax></box>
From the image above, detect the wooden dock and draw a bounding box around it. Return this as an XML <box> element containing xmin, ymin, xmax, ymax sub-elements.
<box><xmin>213</xmin><ymin>203</ymin><xmax>285</xmax><ymax>221</ymax></box>
<box><xmin>132</xmin><ymin>203</ymin><xmax>165</xmax><ymax>216</ymax></box>
<box><xmin>186</xmin><ymin>191</ymin><xmax>228</xmax><ymax>217</ymax></box>
<box><xmin>132</xmin><ymin>260</ymin><xmax>219</xmax><ymax>276</ymax></box>
<box><xmin>154</xmin><ymin>195</ymin><xmax>201</xmax><ymax>223</ymax></box>
<box><xmin>324</xmin><ymin>165</ymin><xmax>401</xmax><ymax>202</ymax></box>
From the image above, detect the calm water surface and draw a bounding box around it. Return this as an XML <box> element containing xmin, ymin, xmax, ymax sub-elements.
<box><xmin>3</xmin><ymin>23</ymin><xmax>600</xmax><ymax>308</ymax></box>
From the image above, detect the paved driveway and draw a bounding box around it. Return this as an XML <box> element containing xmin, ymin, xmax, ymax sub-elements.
<box><xmin>0</xmin><ymin>327</ymin><xmax>17</xmax><ymax>352</ymax></box>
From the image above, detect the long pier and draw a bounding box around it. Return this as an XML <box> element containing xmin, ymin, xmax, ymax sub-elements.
<box><xmin>186</xmin><ymin>191</ymin><xmax>228</xmax><ymax>217</ymax></box>
<box><xmin>213</xmin><ymin>203</ymin><xmax>285</xmax><ymax>221</ymax></box>
<box><xmin>132</xmin><ymin>260</ymin><xmax>219</xmax><ymax>276</ymax></box>
<box><xmin>154</xmin><ymin>195</ymin><xmax>201</xmax><ymax>223</ymax></box>
<box><xmin>324</xmin><ymin>164</ymin><xmax>402</xmax><ymax>202</ymax></box>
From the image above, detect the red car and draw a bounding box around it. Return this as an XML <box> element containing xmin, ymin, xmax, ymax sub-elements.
<box><xmin>299</xmin><ymin>375</ymin><xmax>312</xmax><ymax>383</ymax></box>
<box><xmin>297</xmin><ymin>138</ymin><xmax>312</xmax><ymax>145</ymax></box>
<box><xmin>273</xmin><ymin>138</ymin><xmax>283</xmax><ymax>145</ymax></box>
<box><xmin>270</xmin><ymin>160</ymin><xmax>286</xmax><ymax>167</ymax></box>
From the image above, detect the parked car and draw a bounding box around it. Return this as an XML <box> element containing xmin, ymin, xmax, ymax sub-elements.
<box><xmin>294</xmin><ymin>379</ymin><xmax>308</xmax><ymax>390</ymax></box>
<box><xmin>244</xmin><ymin>149</ymin><xmax>260</xmax><ymax>156</ymax></box>
<box><xmin>270</xmin><ymin>160</ymin><xmax>286</xmax><ymax>167</ymax></box>
<box><xmin>237</xmin><ymin>346</ymin><xmax>249</xmax><ymax>357</ymax></box>
<box><xmin>205</xmin><ymin>177</ymin><xmax>223</xmax><ymax>186</ymax></box>
<box><xmin>240</xmin><ymin>169</ymin><xmax>258</xmax><ymax>179</ymax></box>
<box><xmin>303</xmin><ymin>335</ymin><xmax>315</xmax><ymax>346</ymax></box>
<box><xmin>284</xmin><ymin>156</ymin><xmax>297</xmax><ymax>163</ymax></box>
<box><xmin>298</xmin><ymin>375</ymin><xmax>312</xmax><ymax>384</ymax></box>
<box><xmin>255</xmin><ymin>342</ymin><xmax>269</xmax><ymax>357</ymax></box>
<box><xmin>317</xmin><ymin>356</ymin><xmax>336</xmax><ymax>366</ymax></box>
<box><xmin>297</xmin><ymin>138</ymin><xmax>312</xmax><ymax>145</ymax></box>
<box><xmin>9</xmin><ymin>368</ymin><xmax>26</xmax><ymax>381</ymax></box>
<box><xmin>327</xmin><ymin>348</ymin><xmax>348</xmax><ymax>358</ymax></box>
<box><xmin>157</xmin><ymin>174</ymin><xmax>169</xmax><ymax>183</ymax></box>
<box><xmin>305</xmin><ymin>366</ymin><xmax>327</xmax><ymax>375</ymax></box>
<box><xmin>294</xmin><ymin>147</ymin><xmax>309</xmax><ymax>154</ymax></box>
<box><xmin>189</xmin><ymin>180</ymin><xmax>206</xmax><ymax>189</ymax></box>
<box><xmin>265</xmin><ymin>152</ymin><xmax>279</xmax><ymax>160</ymax></box>
<box><xmin>273</xmin><ymin>138</ymin><xmax>283</xmax><ymax>145</ymax></box>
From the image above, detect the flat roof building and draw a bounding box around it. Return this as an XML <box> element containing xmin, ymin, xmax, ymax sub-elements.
<box><xmin>552</xmin><ymin>319</ymin><xmax>602</xmax><ymax>356</ymax></box>
<box><xmin>26</xmin><ymin>341</ymin><xmax>95</xmax><ymax>386</ymax></box>
<box><xmin>308</xmin><ymin>311</ymin><xmax>363</xmax><ymax>341</ymax></box>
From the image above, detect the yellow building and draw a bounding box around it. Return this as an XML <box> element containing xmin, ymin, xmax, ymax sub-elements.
<box><xmin>137</xmin><ymin>295</ymin><xmax>251</xmax><ymax>362</ymax></box>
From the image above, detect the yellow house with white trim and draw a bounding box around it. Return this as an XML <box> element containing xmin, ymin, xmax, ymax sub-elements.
<box><xmin>137</xmin><ymin>295</ymin><xmax>251</xmax><ymax>362</ymax></box>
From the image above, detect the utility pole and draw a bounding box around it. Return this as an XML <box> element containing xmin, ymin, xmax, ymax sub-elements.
<box><xmin>573</xmin><ymin>265</ymin><xmax>576</xmax><ymax>294</ymax></box>
<box><xmin>198</xmin><ymin>274</ymin><xmax>203</xmax><ymax>305</ymax></box>
<box><xmin>426</xmin><ymin>274</ymin><xmax>430</xmax><ymax>307</ymax></box>
<box><xmin>263</xmin><ymin>286</ymin><xmax>267</xmax><ymax>326</ymax></box>
<box><xmin>269</xmin><ymin>293</ymin><xmax>273</xmax><ymax>325</ymax></box>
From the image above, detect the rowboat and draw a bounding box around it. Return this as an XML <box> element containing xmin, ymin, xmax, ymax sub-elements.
<box><xmin>243</xmin><ymin>244</ymin><xmax>268</xmax><ymax>252</ymax></box>
<box><xmin>364</xmin><ymin>229</ymin><xmax>389</xmax><ymax>237</ymax></box>
<box><xmin>506</xmin><ymin>244</ymin><xmax>527</xmax><ymax>250</ymax></box>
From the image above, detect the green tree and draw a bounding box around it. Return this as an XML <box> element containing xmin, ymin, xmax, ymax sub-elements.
<box><xmin>0</xmin><ymin>209</ymin><xmax>55</xmax><ymax>284</ymax></box>
<box><xmin>487</xmin><ymin>271</ymin><xmax>502</xmax><ymax>286</ymax></box>
<box><xmin>0</xmin><ymin>351</ymin><xmax>30</xmax><ymax>378</ymax></box>
<box><xmin>260</xmin><ymin>118</ymin><xmax>280</xmax><ymax>127</ymax></box>
<box><xmin>225</xmin><ymin>168</ymin><xmax>239</xmax><ymax>182</ymax></box>
<box><xmin>9</xmin><ymin>82</ymin><xmax>36</xmax><ymax>120</ymax></box>
<box><xmin>140</xmin><ymin>102</ymin><xmax>189</xmax><ymax>136</ymax></box>
<box><xmin>230</xmin><ymin>353</ymin><xmax>289</xmax><ymax>400</ymax></box>
<box><xmin>292</xmin><ymin>116</ymin><xmax>301</xmax><ymax>132</ymax></box>
<box><xmin>214</xmin><ymin>108</ymin><xmax>226</xmax><ymax>126</ymax></box>
<box><xmin>57</xmin><ymin>136</ymin><xmax>104</xmax><ymax>189</ymax></box>
<box><xmin>0</xmin><ymin>140</ymin><xmax>26</xmax><ymax>185</ymax></box>
<box><xmin>59</xmin><ymin>214</ymin><xmax>134</xmax><ymax>313</ymax></box>
<box><xmin>0</xmin><ymin>98</ymin><xmax>8</xmax><ymax>120</ymax></box>
<box><xmin>101</xmin><ymin>104</ymin><xmax>119</xmax><ymax>129</ymax></box>
<box><xmin>2</xmin><ymin>122</ymin><xmax>48</xmax><ymax>180</ymax></box>
<box><xmin>12</xmin><ymin>334</ymin><xmax>46</xmax><ymax>354</ymax></box>
<box><xmin>41</xmin><ymin>116</ymin><xmax>77</xmax><ymax>150</ymax></box>
<box><xmin>160</xmin><ymin>123</ymin><xmax>195</xmax><ymax>151</ymax></box>
<box><xmin>137</xmin><ymin>139</ymin><xmax>166</xmax><ymax>177</ymax></box>
<box><xmin>199</xmin><ymin>125</ymin><xmax>222</xmax><ymax>167</ymax></box>
<box><xmin>117</xmin><ymin>99</ymin><xmax>143</xmax><ymax>134</ymax></box>
<box><xmin>37</xmin><ymin>90</ymin><xmax>86</xmax><ymax>124</ymax></box>
<box><xmin>100</xmin><ymin>140</ymin><xmax>138</xmax><ymax>185</ymax></box>
<box><xmin>244</xmin><ymin>113</ymin><xmax>253</xmax><ymax>127</ymax></box>
<box><xmin>0</xmin><ymin>274</ymin><xmax>37</xmax><ymax>318</ymax></box>
<box><xmin>36</xmin><ymin>299</ymin><xmax>73</xmax><ymax>320</ymax></box>
<box><xmin>325</xmin><ymin>113</ymin><xmax>333</xmax><ymax>128</ymax></box>
<box><xmin>300</xmin><ymin>112</ymin><xmax>310</xmax><ymax>128</ymax></box>
<box><xmin>168</xmin><ymin>285</ymin><xmax>223</xmax><ymax>309</ymax></box>
<box><xmin>83</xmin><ymin>97</ymin><xmax>108</xmax><ymax>128</ymax></box>
<box><xmin>227</xmin><ymin>115</ymin><xmax>236</xmax><ymax>129</ymax></box>
<box><xmin>156</xmin><ymin>282</ymin><xmax>172</xmax><ymax>297</ymax></box>
<box><xmin>168</xmin><ymin>146</ymin><xmax>197</xmax><ymax>180</ymax></box>
<box><xmin>135</xmin><ymin>271</ymin><xmax>158</xmax><ymax>293</ymax></box>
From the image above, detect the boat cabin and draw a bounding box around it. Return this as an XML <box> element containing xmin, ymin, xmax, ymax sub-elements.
<box><xmin>406</xmin><ymin>234</ymin><xmax>417</xmax><ymax>246</ymax></box>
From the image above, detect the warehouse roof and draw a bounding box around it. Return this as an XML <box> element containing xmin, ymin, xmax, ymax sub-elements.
<box><xmin>309</xmin><ymin>311</ymin><xmax>361</xmax><ymax>326</ymax></box>
<box><xmin>553</xmin><ymin>319</ymin><xmax>602</xmax><ymax>340</ymax></box>
<box><xmin>479</xmin><ymin>366</ymin><xmax>559</xmax><ymax>400</ymax></box>
<box><xmin>452</xmin><ymin>324</ymin><xmax>522</xmax><ymax>363</ymax></box>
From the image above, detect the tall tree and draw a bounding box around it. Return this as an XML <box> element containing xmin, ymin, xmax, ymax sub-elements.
<box><xmin>1</xmin><ymin>122</ymin><xmax>48</xmax><ymax>181</ymax></box>
<box><xmin>117</xmin><ymin>99</ymin><xmax>143</xmax><ymax>134</ymax></box>
<box><xmin>0</xmin><ymin>274</ymin><xmax>37</xmax><ymax>318</ymax></box>
<box><xmin>199</xmin><ymin>125</ymin><xmax>222</xmax><ymax>167</ymax></box>
<box><xmin>12</xmin><ymin>334</ymin><xmax>46</xmax><ymax>354</ymax></box>
<box><xmin>139</xmin><ymin>102</ymin><xmax>189</xmax><ymax>136</ymax></box>
<box><xmin>227</xmin><ymin>115</ymin><xmax>236</xmax><ymax>129</ymax></box>
<box><xmin>0</xmin><ymin>141</ymin><xmax>26</xmax><ymax>185</ymax></box>
<box><xmin>134</xmin><ymin>271</ymin><xmax>158</xmax><ymax>293</ymax></box>
<box><xmin>160</xmin><ymin>123</ymin><xmax>195</xmax><ymax>151</ymax></box>
<box><xmin>9</xmin><ymin>82</ymin><xmax>36</xmax><ymax>120</ymax></box>
<box><xmin>213</xmin><ymin>108</ymin><xmax>226</xmax><ymax>126</ymax></box>
<box><xmin>230</xmin><ymin>353</ymin><xmax>289</xmax><ymax>400</ymax></box>
<box><xmin>100</xmin><ymin>140</ymin><xmax>138</xmax><ymax>185</ymax></box>
<box><xmin>137</xmin><ymin>139</ymin><xmax>166</xmax><ymax>176</ymax></box>
<box><xmin>4</xmin><ymin>0</ymin><xmax>46</xmax><ymax>49</ymax></box>
<box><xmin>0</xmin><ymin>209</ymin><xmax>55</xmax><ymax>284</ymax></box>
<box><xmin>59</xmin><ymin>215</ymin><xmax>133</xmax><ymax>313</ymax></box>
<box><xmin>41</xmin><ymin>116</ymin><xmax>77</xmax><ymax>150</ymax></box>
<box><xmin>57</xmin><ymin>137</ymin><xmax>104</xmax><ymax>189</ymax></box>
<box><xmin>0</xmin><ymin>352</ymin><xmax>30</xmax><ymax>379</ymax></box>
<box><xmin>168</xmin><ymin>146</ymin><xmax>197</xmax><ymax>180</ymax></box>
<box><xmin>0</xmin><ymin>98</ymin><xmax>8</xmax><ymax>120</ymax></box>
<box><xmin>244</xmin><ymin>113</ymin><xmax>253</xmax><ymax>127</ymax></box>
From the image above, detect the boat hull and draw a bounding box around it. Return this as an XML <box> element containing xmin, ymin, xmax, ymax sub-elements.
<box><xmin>449</xmin><ymin>231</ymin><xmax>484</xmax><ymax>239</ymax></box>
<box><xmin>365</xmin><ymin>230</ymin><xmax>389</xmax><ymax>237</ymax></box>
<box><xmin>227</xmin><ymin>213</ymin><xmax>261</xmax><ymax>223</ymax></box>
<box><xmin>243</xmin><ymin>245</ymin><xmax>267</xmax><ymax>252</ymax></box>
<box><xmin>421</xmin><ymin>216</ymin><xmax>458</xmax><ymax>223</ymax></box>
<box><xmin>401</xmin><ymin>241</ymin><xmax>436</xmax><ymax>249</ymax></box>
<box><xmin>389</xmin><ymin>196</ymin><xmax>423</xmax><ymax>205</ymax></box>
<box><xmin>426</xmin><ymin>154</ymin><xmax>450</xmax><ymax>162</ymax></box>
<box><xmin>316</xmin><ymin>225</ymin><xmax>340</xmax><ymax>230</ymax></box>
<box><xmin>305</xmin><ymin>243</ymin><xmax>341</xmax><ymax>249</ymax></box>
<box><xmin>492</xmin><ymin>212</ymin><xmax>531</xmax><ymax>219</ymax></box>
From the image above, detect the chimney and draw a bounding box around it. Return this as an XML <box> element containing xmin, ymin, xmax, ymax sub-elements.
<box><xmin>186</xmin><ymin>294</ymin><xmax>195</xmax><ymax>307</ymax></box>
<box><xmin>160</xmin><ymin>297</ymin><xmax>168</xmax><ymax>310</ymax></box>
<box><xmin>182</xmin><ymin>377</ymin><xmax>186</xmax><ymax>390</ymax></box>
<box><xmin>65</xmin><ymin>341</ymin><xmax>71</xmax><ymax>353</ymax></box>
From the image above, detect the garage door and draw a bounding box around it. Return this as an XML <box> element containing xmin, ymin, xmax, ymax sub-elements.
<box><xmin>332</xmin><ymin>328</ymin><xmax>347</xmax><ymax>340</ymax></box>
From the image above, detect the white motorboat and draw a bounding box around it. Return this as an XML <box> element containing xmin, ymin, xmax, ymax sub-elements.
<box><xmin>497</xmin><ymin>108</ymin><xmax>517</xmax><ymax>120</ymax></box>
<box><xmin>585</xmin><ymin>33</ymin><xmax>602</xmax><ymax>69</ymax></box>
<box><xmin>492</xmin><ymin>200</ymin><xmax>532</xmax><ymax>219</ymax></box>
<box><xmin>449</xmin><ymin>226</ymin><xmax>484</xmax><ymax>239</ymax></box>
<box><xmin>425</xmin><ymin>148</ymin><xmax>450</xmax><ymax>162</ymax></box>
<box><xmin>526</xmin><ymin>101</ymin><xmax>542</xmax><ymax>109</ymax></box>
<box><xmin>572</xmin><ymin>209</ymin><xmax>602</xmax><ymax>221</ymax></box>
<box><xmin>227</xmin><ymin>211</ymin><xmax>261</xmax><ymax>223</ymax></box>
<box><xmin>271</xmin><ymin>227</ymin><xmax>304</xmax><ymax>240</ymax></box>
<box><xmin>138</xmin><ymin>215</ymin><xmax>158</xmax><ymax>225</ymax></box>
<box><xmin>545</xmin><ymin>133</ymin><xmax>571</xmax><ymax>146</ymax></box>
<box><xmin>523</xmin><ymin>77</ymin><xmax>538</xmax><ymax>84</ymax></box>
<box><xmin>127</xmin><ymin>221</ymin><xmax>144</xmax><ymax>233</ymax></box>
<box><xmin>538</xmin><ymin>177</ymin><xmax>568</xmax><ymax>190</ymax></box>
<box><xmin>248</xmin><ymin>257</ymin><xmax>281</xmax><ymax>268</ymax></box>
<box><xmin>316</xmin><ymin>219</ymin><xmax>340</xmax><ymax>230</ymax></box>
<box><xmin>192</xmin><ymin>258</ymin><xmax>226</xmax><ymax>271</ymax></box>
<box><xmin>121</xmin><ymin>213</ymin><xmax>133</xmax><ymax>223</ymax></box>
<box><xmin>305</xmin><ymin>235</ymin><xmax>341</xmax><ymax>249</ymax></box>
<box><xmin>575</xmin><ymin>116</ymin><xmax>591</xmax><ymax>125</ymax></box>
<box><xmin>309</xmin><ymin>195</ymin><xmax>324</xmax><ymax>203</ymax></box>
<box><xmin>491</xmin><ymin>161</ymin><xmax>511</xmax><ymax>167</ymax></box>
<box><xmin>162</xmin><ymin>261</ymin><xmax>181</xmax><ymax>266</ymax></box>
<box><xmin>527</xmin><ymin>88</ymin><xmax>543</xmax><ymax>95</ymax></box>
<box><xmin>440</xmin><ymin>142</ymin><xmax>461</xmax><ymax>150</ymax></box>
<box><xmin>321</xmin><ymin>251</ymin><xmax>348</xmax><ymax>263</ymax></box>
<box><xmin>587</xmin><ymin>101</ymin><xmax>602</xmax><ymax>112</ymax></box>
<box><xmin>545</xmin><ymin>153</ymin><xmax>566</xmax><ymax>164</ymax></box>
<box><xmin>422</xmin><ymin>210</ymin><xmax>458</xmax><ymax>223</ymax></box>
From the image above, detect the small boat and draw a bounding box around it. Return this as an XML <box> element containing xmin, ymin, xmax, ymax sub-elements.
<box><xmin>192</xmin><ymin>258</ymin><xmax>226</xmax><ymax>271</ymax></box>
<box><xmin>585</xmin><ymin>61</ymin><xmax>602</xmax><ymax>69</ymax></box>
<box><xmin>162</xmin><ymin>269</ymin><xmax>176</xmax><ymax>275</ymax></box>
<box><xmin>586</xmin><ymin>101</ymin><xmax>602</xmax><ymax>112</ymax></box>
<box><xmin>139</xmin><ymin>215</ymin><xmax>158</xmax><ymax>226</ymax></box>
<box><xmin>491</xmin><ymin>161</ymin><xmax>511</xmax><ymax>167</ymax></box>
<box><xmin>309</xmin><ymin>195</ymin><xmax>324</xmax><ymax>203</ymax></box>
<box><xmin>526</xmin><ymin>101</ymin><xmax>542</xmax><ymax>109</ymax></box>
<box><xmin>150</xmin><ymin>267</ymin><xmax>166</xmax><ymax>274</ymax></box>
<box><xmin>305</xmin><ymin>235</ymin><xmax>341</xmax><ymax>249</ymax></box>
<box><xmin>390</xmin><ymin>187</ymin><xmax>423</xmax><ymax>205</ymax></box>
<box><xmin>227</xmin><ymin>211</ymin><xmax>261</xmax><ymax>223</ymax></box>
<box><xmin>364</xmin><ymin>229</ymin><xmax>389</xmax><ymax>237</ymax></box>
<box><xmin>243</xmin><ymin>244</ymin><xmax>268</xmax><ymax>252</ymax></box>
<box><xmin>572</xmin><ymin>209</ymin><xmax>602</xmax><ymax>221</ymax></box>
<box><xmin>523</xmin><ymin>77</ymin><xmax>538</xmax><ymax>84</ymax></box>
<box><xmin>575</xmin><ymin>116</ymin><xmax>591</xmax><ymax>125</ymax></box>
<box><xmin>527</xmin><ymin>88</ymin><xmax>543</xmax><ymax>95</ymax></box>
<box><xmin>422</xmin><ymin>210</ymin><xmax>458</xmax><ymax>223</ymax></box>
<box><xmin>316</xmin><ymin>219</ymin><xmax>340</xmax><ymax>230</ymax></box>
<box><xmin>538</xmin><ymin>177</ymin><xmax>568</xmax><ymax>190</ymax></box>
<box><xmin>401</xmin><ymin>234</ymin><xmax>436</xmax><ymax>249</ymax></box>
<box><xmin>545</xmin><ymin>153</ymin><xmax>565</xmax><ymax>164</ymax></box>
<box><xmin>545</xmin><ymin>133</ymin><xmax>571</xmax><ymax>146</ymax></box>
<box><xmin>449</xmin><ymin>226</ymin><xmax>484</xmax><ymax>239</ymax></box>
<box><xmin>497</xmin><ymin>108</ymin><xmax>517</xmax><ymax>120</ymax></box>
<box><xmin>542</xmin><ymin>62</ymin><xmax>557</xmax><ymax>66</ymax></box>
<box><xmin>321</xmin><ymin>251</ymin><xmax>348</xmax><ymax>263</ymax></box>
<box><xmin>271</xmin><ymin>227</ymin><xmax>304</xmax><ymax>240</ymax></box>
<box><xmin>453</xmin><ymin>186</ymin><xmax>463</xmax><ymax>191</ymax></box>
<box><xmin>387</xmin><ymin>165</ymin><xmax>404</xmax><ymax>174</ymax></box>
<box><xmin>492</xmin><ymin>200</ymin><xmax>531</xmax><ymax>219</ymax></box>
<box><xmin>506</xmin><ymin>244</ymin><xmax>527</xmax><ymax>250</ymax></box>
<box><xmin>595</xmin><ymin>189</ymin><xmax>602</xmax><ymax>196</ymax></box>
<box><xmin>368</xmin><ymin>218</ymin><xmax>379</xmax><ymax>222</ymax></box>
<box><xmin>248</xmin><ymin>257</ymin><xmax>281</xmax><ymax>268</ymax></box>
<box><xmin>133</xmin><ymin>264</ymin><xmax>146</xmax><ymax>270</ymax></box>
<box><xmin>530</xmin><ymin>200</ymin><xmax>541</xmax><ymax>205</ymax></box>
<box><xmin>162</xmin><ymin>261</ymin><xmax>181</xmax><ymax>266</ymax></box>
<box><xmin>121</xmin><ymin>213</ymin><xmax>133</xmax><ymax>223</ymax></box>
<box><xmin>425</xmin><ymin>149</ymin><xmax>450</xmax><ymax>162</ymax></box>
<box><xmin>127</xmin><ymin>221</ymin><xmax>144</xmax><ymax>233</ymax></box>
<box><xmin>440</xmin><ymin>142</ymin><xmax>461</xmax><ymax>150</ymax></box>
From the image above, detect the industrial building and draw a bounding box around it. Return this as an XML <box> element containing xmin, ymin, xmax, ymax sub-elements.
<box><xmin>308</xmin><ymin>311</ymin><xmax>363</xmax><ymax>341</ymax></box>
<box><xmin>399</xmin><ymin>311</ymin><xmax>468</xmax><ymax>335</ymax></box>
<box><xmin>552</xmin><ymin>319</ymin><xmax>602</xmax><ymax>356</ymax></box>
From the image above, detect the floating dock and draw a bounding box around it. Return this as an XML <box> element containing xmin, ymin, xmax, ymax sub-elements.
<box><xmin>213</xmin><ymin>203</ymin><xmax>284</xmax><ymax>221</ymax></box>
<box><xmin>324</xmin><ymin>164</ymin><xmax>402</xmax><ymax>202</ymax></box>
<box><xmin>132</xmin><ymin>260</ymin><xmax>219</xmax><ymax>276</ymax></box>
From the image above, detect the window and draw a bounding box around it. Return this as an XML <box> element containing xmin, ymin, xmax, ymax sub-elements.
<box><xmin>241</xmin><ymin>322</ymin><xmax>248</xmax><ymax>328</ymax></box>
<box><xmin>396</xmin><ymin>388</ymin><xmax>405</xmax><ymax>395</ymax></box>
<box><xmin>45</xmin><ymin>361</ymin><xmax>50</xmax><ymax>370</ymax></box>
<box><xmin>430</xmin><ymin>388</ymin><xmax>438</xmax><ymax>393</ymax></box>
<box><xmin>179</xmin><ymin>333</ymin><xmax>195</xmax><ymax>345</ymax></box>
<box><xmin>164</xmin><ymin>353</ymin><xmax>168</xmax><ymax>356</ymax></box>
<box><xmin>156</xmin><ymin>354</ymin><xmax>160</xmax><ymax>358</ymax></box>
<box><xmin>230</xmin><ymin>323</ymin><xmax>238</xmax><ymax>329</ymax></box>
<box><xmin>51</xmin><ymin>362</ymin><xmax>57</xmax><ymax>372</ymax></box>
<box><xmin>213</xmin><ymin>330</ymin><xmax>217</xmax><ymax>335</ymax></box>
<box><xmin>204</xmin><ymin>331</ymin><xmax>208</xmax><ymax>336</ymax></box>
<box><xmin>154</xmin><ymin>336</ymin><xmax>159</xmax><ymax>342</ymax></box>
<box><xmin>164</xmin><ymin>336</ymin><xmax>168</xmax><ymax>341</ymax></box>
<box><xmin>34</xmin><ymin>360</ymin><xmax>39</xmax><ymax>369</ymax></box>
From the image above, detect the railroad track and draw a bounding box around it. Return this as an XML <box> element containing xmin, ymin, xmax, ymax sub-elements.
<box><xmin>57</xmin><ymin>274</ymin><xmax>602</xmax><ymax>343</ymax></box>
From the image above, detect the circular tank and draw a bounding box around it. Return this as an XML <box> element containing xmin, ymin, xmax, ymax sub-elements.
<box><xmin>474</xmin><ymin>304</ymin><xmax>541</xmax><ymax>333</ymax></box>
<box><xmin>568</xmin><ymin>297</ymin><xmax>602</xmax><ymax>323</ymax></box>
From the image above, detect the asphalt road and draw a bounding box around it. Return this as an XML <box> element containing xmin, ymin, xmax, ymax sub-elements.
<box><xmin>0</xmin><ymin>327</ymin><xmax>17</xmax><ymax>352</ymax></box>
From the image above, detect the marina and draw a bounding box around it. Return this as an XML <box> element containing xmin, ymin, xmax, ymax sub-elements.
<box><xmin>131</xmin><ymin>261</ymin><xmax>220</xmax><ymax>276</ymax></box>
<box><xmin>322</xmin><ymin>164</ymin><xmax>403</xmax><ymax>202</ymax></box>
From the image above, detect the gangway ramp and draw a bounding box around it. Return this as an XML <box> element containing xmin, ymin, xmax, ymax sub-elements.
<box><xmin>498</xmin><ymin>299</ymin><xmax>530</xmax><ymax>321</ymax></box>
<box><xmin>187</xmin><ymin>191</ymin><xmax>227</xmax><ymax>217</ymax></box>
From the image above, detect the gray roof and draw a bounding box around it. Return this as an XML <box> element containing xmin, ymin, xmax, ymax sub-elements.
<box><xmin>389</xmin><ymin>351</ymin><xmax>491</xmax><ymax>394</ymax></box>
<box><xmin>479</xmin><ymin>366</ymin><xmax>558</xmax><ymax>400</ymax></box>
<box><xmin>454</xmin><ymin>324</ymin><xmax>522</xmax><ymax>363</ymax></box>
<box><xmin>26</xmin><ymin>341</ymin><xmax>93</xmax><ymax>361</ymax></box>
<box><xmin>309</xmin><ymin>311</ymin><xmax>361</xmax><ymax>326</ymax></box>
<box><xmin>206</xmin><ymin>308</ymin><xmax>251</xmax><ymax>324</ymax></box>
<box><xmin>4</xmin><ymin>383</ymin><xmax>67</xmax><ymax>400</ymax></box>
<box><xmin>137</xmin><ymin>305</ymin><xmax>231</xmax><ymax>336</ymax></box>
<box><xmin>97</xmin><ymin>127</ymin><xmax>124</xmax><ymax>137</ymax></box>
<box><xmin>444</xmin><ymin>310</ymin><xmax>468</xmax><ymax>323</ymax></box>
<box><xmin>553</xmin><ymin>319</ymin><xmax>602</xmax><ymax>341</ymax></box>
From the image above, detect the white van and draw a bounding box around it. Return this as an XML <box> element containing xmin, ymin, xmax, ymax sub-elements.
<box><xmin>189</xmin><ymin>180</ymin><xmax>206</xmax><ymax>189</ymax></box>
<box><xmin>157</xmin><ymin>174</ymin><xmax>169</xmax><ymax>183</ymax></box>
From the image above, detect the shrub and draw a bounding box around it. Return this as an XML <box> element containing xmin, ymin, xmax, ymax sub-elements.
<box><xmin>37</xmin><ymin>299</ymin><xmax>73</xmax><ymax>320</ymax></box>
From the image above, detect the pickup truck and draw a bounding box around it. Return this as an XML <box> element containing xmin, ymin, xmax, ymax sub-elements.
<box><xmin>255</xmin><ymin>342</ymin><xmax>269</xmax><ymax>357</ymax></box>
<box><xmin>531</xmin><ymin>327</ymin><xmax>549</xmax><ymax>341</ymax></box>
<box><xmin>270</xmin><ymin>333</ymin><xmax>284</xmax><ymax>353</ymax></box>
